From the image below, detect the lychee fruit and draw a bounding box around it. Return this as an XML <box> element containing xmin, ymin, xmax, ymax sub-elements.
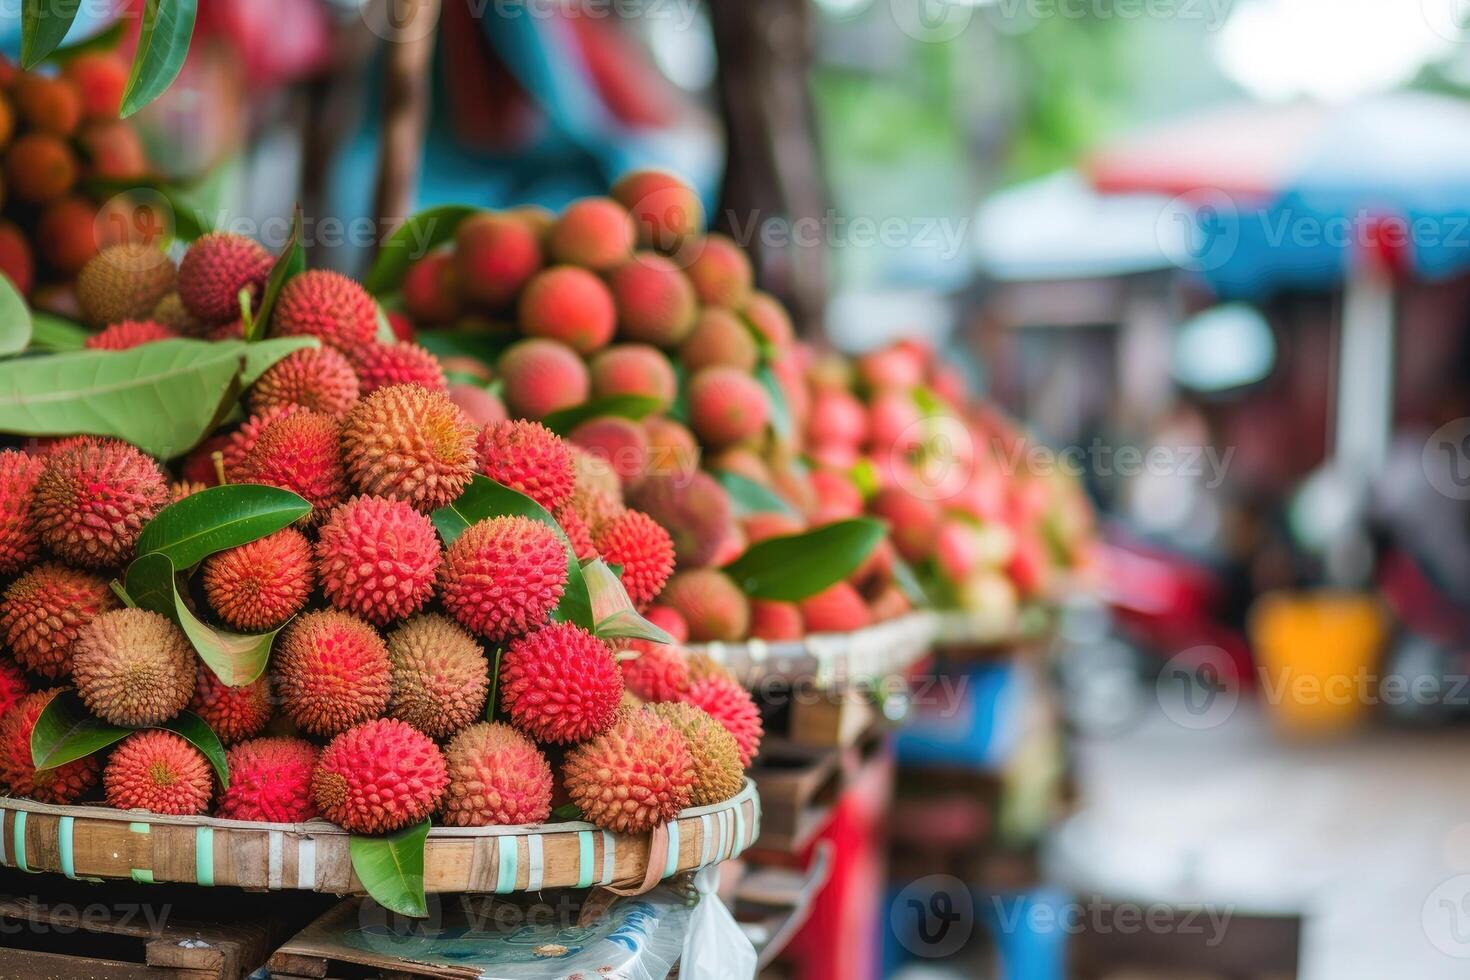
<box><xmin>556</xmin><ymin>503</ymin><xmax>597</xmax><ymax>560</ymax></box>
<box><xmin>83</xmin><ymin>319</ymin><xmax>177</xmax><ymax>351</ymax></box>
<box><xmin>0</xmin><ymin>222</ymin><xmax>35</xmax><ymax>295</ymax></box>
<box><xmin>215</xmin><ymin>737</ymin><xmax>319</xmax><ymax>822</ymax></box>
<box><xmin>807</xmin><ymin>389</ymin><xmax>868</xmax><ymax>448</ymax></box>
<box><xmin>611</xmin><ymin>170</ymin><xmax>705</xmax><ymax>251</ymax></box>
<box><xmin>32</xmin><ymin>437</ymin><xmax>168</xmax><ymax>568</ymax></box>
<box><xmin>104</xmin><ymin>730</ymin><xmax>213</xmax><ymax>815</ymax></box>
<box><xmin>649</xmin><ymin>701</ymin><xmax>744</xmax><ymax>805</ymax></box>
<box><xmin>454</xmin><ymin>211</ymin><xmax>542</xmax><ymax>307</ymax></box>
<box><xmin>6</xmin><ymin>133</ymin><xmax>77</xmax><ymax>203</ymax></box>
<box><xmin>869</xmin><ymin>487</ymin><xmax>942</xmax><ymax>564</ymax></box>
<box><xmin>548</xmin><ymin>197</ymin><xmax>636</xmax><ymax>270</ymax></box>
<box><xmin>385</xmin><ymin>614</ymin><xmax>488</xmax><ymax>740</ymax></box>
<box><xmin>36</xmin><ymin>196</ymin><xmax>99</xmax><ymax>275</ymax></box>
<box><xmin>642</xmin><ymin>417</ymin><xmax>701</xmax><ymax>484</ymax></box>
<box><xmin>496</xmin><ymin>338</ymin><xmax>590</xmax><ymax>419</ymax></box>
<box><xmin>798</xmin><ymin>582</ymin><xmax>872</xmax><ymax>634</ymax></box>
<box><xmin>72</xmin><ymin>608</ymin><xmax>195</xmax><ymax>727</ymax></box>
<box><xmin>402</xmin><ymin>251</ymin><xmax>460</xmax><ymax>324</ymax></box>
<box><xmin>311</xmin><ymin>718</ymin><xmax>447</xmax><ymax>833</ymax></box>
<box><xmin>810</xmin><ymin>468</ymin><xmax>864</xmax><ymax>521</ymax></box>
<box><xmin>594</xmin><ymin>510</ymin><xmax>675</xmax><ymax>609</ymax></box>
<box><xmin>271</xmin><ymin>269</ymin><xmax>379</xmax><ymax>353</ymax></box>
<box><xmin>750</xmin><ymin>600</ymin><xmax>804</xmax><ymax>641</ymax></box>
<box><xmin>742</xmin><ymin>291</ymin><xmax>795</xmax><ymax>348</ymax></box>
<box><xmin>249</xmin><ymin>344</ymin><xmax>360</xmax><ymax>418</ymax></box>
<box><xmin>678</xmin><ymin>234</ymin><xmax>753</xmax><ymax>308</ymax></box>
<box><xmin>12</xmin><ymin>75</ymin><xmax>82</xmax><ymax>135</ymax></box>
<box><xmin>608</xmin><ymin>252</ymin><xmax>698</xmax><ymax>347</ymax></box>
<box><xmin>441</xmin><ymin>722</ymin><xmax>553</xmax><ymax>826</ymax></box>
<box><xmin>0</xmin><ymin>563</ymin><xmax>118</xmax><ymax>678</ymax></box>
<box><xmin>273</xmin><ymin>610</ymin><xmax>391</xmax><ymax>736</ymax></box>
<box><xmin>0</xmin><ymin>689</ymin><xmax>100</xmax><ymax>804</ymax></box>
<box><xmin>518</xmin><ymin>266</ymin><xmax>616</xmax><ymax>354</ymax></box>
<box><xmin>620</xmin><ymin>640</ymin><xmax>690</xmax><ymax>702</ymax></box>
<box><xmin>659</xmin><ymin>569</ymin><xmax>750</xmax><ymax>642</ymax></box>
<box><xmin>439</xmin><ymin>516</ymin><xmax>567</xmax><ymax>641</ymax></box>
<box><xmin>678</xmin><ymin>308</ymin><xmax>759</xmax><ymax>373</ymax></box>
<box><xmin>349</xmin><ymin>342</ymin><xmax>446</xmax><ymax>395</ymax></box>
<box><xmin>188</xmin><ymin>666</ymin><xmax>272</xmax><ymax>746</ymax></box>
<box><xmin>474</xmin><ymin>419</ymin><xmax>575</xmax><ymax>511</ymax></box>
<box><xmin>450</xmin><ymin>383</ymin><xmax>508</xmax><ymax>426</ymax></box>
<box><xmin>499</xmin><ymin>622</ymin><xmax>622</xmax><ymax>744</ymax></box>
<box><xmin>76</xmin><ymin>242</ymin><xmax>177</xmax><ymax>327</ymax></box>
<box><xmin>687</xmin><ymin>367</ymin><xmax>770</xmax><ymax>447</ymax></box>
<box><xmin>590</xmin><ymin>343</ymin><xmax>677</xmax><ymax>411</ymax></box>
<box><xmin>682</xmin><ymin>674</ymin><xmax>762</xmax><ymax>766</ymax></box>
<box><xmin>857</xmin><ymin>345</ymin><xmax>926</xmax><ymax>391</ymax></box>
<box><xmin>740</xmin><ymin>511</ymin><xmax>804</xmax><ymax>546</ymax></box>
<box><xmin>235</xmin><ymin>411</ymin><xmax>348</xmax><ymax>519</ymax></box>
<box><xmin>569</xmin><ymin>416</ymin><xmax>649</xmax><ymax>487</ymax></box>
<box><xmin>218</xmin><ymin>405</ymin><xmax>302</xmax><ymax>479</ymax></box>
<box><xmin>562</xmin><ymin>708</ymin><xmax>694</xmax><ymax>833</ymax></box>
<box><xmin>340</xmin><ymin>384</ymin><xmax>478</xmax><ymax>512</ymax></box>
<box><xmin>202</xmin><ymin>528</ymin><xmax>315</xmax><ymax>631</ymax></box>
<box><xmin>316</xmin><ymin>496</ymin><xmax>441</xmax><ymax>625</ymax></box>
<box><xmin>64</xmin><ymin>52</ymin><xmax>128</xmax><ymax>119</ymax></box>
<box><xmin>0</xmin><ymin>449</ymin><xmax>43</xmax><ymax>575</ymax></box>
<box><xmin>177</xmin><ymin>232</ymin><xmax>273</xmax><ymax>324</ymax></box>
<box><xmin>628</xmin><ymin>471</ymin><xmax>735</xmax><ymax>569</ymax></box>
<box><xmin>78</xmin><ymin>120</ymin><xmax>147</xmax><ymax>179</ymax></box>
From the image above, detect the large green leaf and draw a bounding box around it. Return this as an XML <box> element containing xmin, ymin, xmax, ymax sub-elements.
<box><xmin>581</xmin><ymin>557</ymin><xmax>674</xmax><ymax>644</ymax></box>
<box><xmin>135</xmin><ymin>484</ymin><xmax>310</xmax><ymax>570</ymax></box>
<box><xmin>541</xmin><ymin>395</ymin><xmax>663</xmax><ymax>437</ymax></box>
<box><xmin>722</xmin><ymin>518</ymin><xmax>886</xmax><ymax>601</ymax></box>
<box><xmin>714</xmin><ymin>470</ymin><xmax>799</xmax><ymax>518</ymax></box>
<box><xmin>350</xmin><ymin>820</ymin><xmax>431</xmax><ymax>918</ymax></box>
<box><xmin>20</xmin><ymin>0</ymin><xmax>82</xmax><ymax>68</ymax></box>
<box><xmin>30</xmin><ymin>690</ymin><xmax>128</xmax><ymax>769</ymax></box>
<box><xmin>123</xmin><ymin>552</ymin><xmax>281</xmax><ymax>686</ymax></box>
<box><xmin>28</xmin><ymin>313</ymin><xmax>88</xmax><ymax>352</ymax></box>
<box><xmin>120</xmin><ymin>0</ymin><xmax>198</xmax><ymax>118</ymax></box>
<box><xmin>160</xmin><ymin>711</ymin><xmax>228</xmax><ymax>787</ymax></box>
<box><xmin>45</xmin><ymin>18</ymin><xmax>126</xmax><ymax>65</ymax></box>
<box><xmin>0</xmin><ymin>274</ymin><xmax>32</xmax><ymax>356</ymax></box>
<box><xmin>363</xmin><ymin>206</ymin><xmax>476</xmax><ymax>296</ymax></box>
<box><xmin>250</xmin><ymin>206</ymin><xmax>303</xmax><ymax>341</ymax></box>
<box><xmin>432</xmin><ymin>476</ymin><xmax>593</xmax><ymax>630</ymax></box>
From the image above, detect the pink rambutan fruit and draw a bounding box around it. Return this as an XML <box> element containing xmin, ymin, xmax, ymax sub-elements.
<box><xmin>235</xmin><ymin>410</ymin><xmax>348</xmax><ymax>519</ymax></box>
<box><xmin>311</xmin><ymin>718</ymin><xmax>447</xmax><ymax>833</ymax></box>
<box><xmin>0</xmin><ymin>448</ymin><xmax>43</xmax><ymax>575</ymax></box>
<box><xmin>316</xmin><ymin>496</ymin><xmax>442</xmax><ymax>625</ymax></box>
<box><xmin>84</xmin><ymin>319</ymin><xmax>177</xmax><ymax>350</ymax></box>
<box><xmin>496</xmin><ymin>338</ymin><xmax>590</xmax><ymax>420</ymax></box>
<box><xmin>349</xmin><ymin>342</ymin><xmax>447</xmax><ymax>395</ymax></box>
<box><xmin>499</xmin><ymin>622</ymin><xmax>622</xmax><ymax>744</ymax></box>
<box><xmin>215</xmin><ymin>737</ymin><xmax>319</xmax><ymax>822</ymax></box>
<box><xmin>440</xmin><ymin>722</ymin><xmax>553</xmax><ymax>826</ymax></box>
<box><xmin>202</xmin><ymin>528</ymin><xmax>316</xmax><ymax>630</ymax></box>
<box><xmin>270</xmin><ymin>269</ymin><xmax>379</xmax><ymax>353</ymax></box>
<box><xmin>475</xmin><ymin>419</ymin><xmax>575</xmax><ymax>512</ymax></box>
<box><xmin>32</xmin><ymin>437</ymin><xmax>168</xmax><ymax>568</ymax></box>
<box><xmin>249</xmin><ymin>344</ymin><xmax>361</xmax><ymax>418</ymax></box>
<box><xmin>620</xmin><ymin>641</ymin><xmax>690</xmax><ymax>702</ymax></box>
<box><xmin>178</xmin><ymin>233</ymin><xmax>273</xmax><ymax>324</ymax></box>
<box><xmin>273</xmin><ymin>610</ymin><xmax>391</xmax><ymax>736</ymax></box>
<box><xmin>438</xmin><ymin>516</ymin><xmax>567</xmax><ymax>642</ymax></box>
<box><xmin>658</xmin><ymin>569</ymin><xmax>750</xmax><ymax>643</ymax></box>
<box><xmin>594</xmin><ymin>509</ymin><xmax>675</xmax><ymax>609</ymax></box>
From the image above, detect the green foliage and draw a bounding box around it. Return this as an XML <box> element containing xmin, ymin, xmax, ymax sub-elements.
<box><xmin>364</xmin><ymin>206</ymin><xmax>477</xmax><ymax>296</ymax></box>
<box><xmin>121</xmin><ymin>0</ymin><xmax>198</xmax><ymax>118</ymax></box>
<box><xmin>541</xmin><ymin>395</ymin><xmax>663</xmax><ymax>436</ymax></box>
<box><xmin>723</xmin><ymin>518</ymin><xmax>885</xmax><ymax>601</ymax></box>
<box><xmin>350</xmin><ymin>820</ymin><xmax>432</xmax><ymax>918</ymax></box>
<box><xmin>134</xmin><ymin>484</ymin><xmax>310</xmax><ymax>570</ymax></box>
<box><xmin>581</xmin><ymin>557</ymin><xmax>673</xmax><ymax>644</ymax></box>
<box><xmin>0</xmin><ymin>275</ymin><xmax>31</xmax><ymax>356</ymax></box>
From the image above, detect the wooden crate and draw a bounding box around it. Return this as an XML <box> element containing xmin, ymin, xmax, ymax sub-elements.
<box><xmin>748</xmin><ymin>726</ymin><xmax>887</xmax><ymax>856</ymax></box>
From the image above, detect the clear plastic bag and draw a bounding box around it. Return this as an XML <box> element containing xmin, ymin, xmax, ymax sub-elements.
<box><xmin>679</xmin><ymin>864</ymin><xmax>759</xmax><ymax>980</ymax></box>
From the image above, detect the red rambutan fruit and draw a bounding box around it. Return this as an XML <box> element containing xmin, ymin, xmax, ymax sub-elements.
<box><xmin>0</xmin><ymin>658</ymin><xmax>27</xmax><ymax>716</ymax></box>
<box><xmin>682</xmin><ymin>674</ymin><xmax>762</xmax><ymax>767</ymax></box>
<box><xmin>316</xmin><ymin>496</ymin><xmax>441</xmax><ymax>626</ymax></box>
<box><xmin>869</xmin><ymin>487</ymin><xmax>943</xmax><ymax>564</ymax></box>
<box><xmin>273</xmin><ymin>610</ymin><xmax>391</xmax><ymax>737</ymax></box>
<box><xmin>645</xmin><ymin>605</ymin><xmax>688</xmax><ymax>643</ymax></box>
<box><xmin>402</xmin><ymin>251</ymin><xmax>460</xmax><ymax>324</ymax></box>
<box><xmin>438</xmin><ymin>516</ymin><xmax>567</xmax><ymax>642</ymax></box>
<box><xmin>627</xmin><ymin>471</ymin><xmax>735</xmax><ymax>569</ymax></box>
<box><xmin>556</xmin><ymin>503</ymin><xmax>597</xmax><ymax>561</ymax></box>
<box><xmin>270</xmin><ymin>270</ymin><xmax>378</xmax><ymax>353</ymax></box>
<box><xmin>607</xmin><ymin>253</ymin><xmax>698</xmax><ymax>348</ymax></box>
<box><xmin>0</xmin><ymin>448</ymin><xmax>43</xmax><ymax>575</ymax></box>
<box><xmin>562</xmin><ymin>708</ymin><xmax>694</xmax><ymax>833</ymax></box>
<box><xmin>188</xmin><ymin>666</ymin><xmax>272</xmax><ymax>746</ymax></box>
<box><xmin>217</xmin><ymin>405</ymin><xmax>301</xmax><ymax>479</ymax></box>
<box><xmin>496</xmin><ymin>338</ymin><xmax>590</xmax><ymax>420</ymax></box>
<box><xmin>548</xmin><ymin>197</ymin><xmax>636</xmax><ymax>271</ymax></box>
<box><xmin>385</xmin><ymin>614</ymin><xmax>488</xmax><ymax>739</ymax></box>
<box><xmin>594</xmin><ymin>510</ymin><xmax>675</xmax><ymax>609</ymax></box>
<box><xmin>518</xmin><ymin>265</ymin><xmax>617</xmax><ymax>354</ymax></box>
<box><xmin>620</xmin><ymin>640</ymin><xmax>690</xmax><ymax>702</ymax></box>
<box><xmin>32</xmin><ymin>437</ymin><xmax>168</xmax><ymax>568</ymax></box>
<box><xmin>215</xmin><ymin>737</ymin><xmax>318</xmax><ymax>822</ymax></box>
<box><xmin>249</xmin><ymin>345</ymin><xmax>361</xmax><ymax>418</ymax></box>
<box><xmin>64</xmin><ymin>52</ymin><xmax>128</xmax><ymax>119</ymax></box>
<box><xmin>441</xmin><ymin>722</ymin><xmax>553</xmax><ymax>826</ymax></box>
<box><xmin>72</xmin><ymin>608</ymin><xmax>195</xmax><ymax>727</ymax></box>
<box><xmin>569</xmin><ymin>416</ymin><xmax>649</xmax><ymax>487</ymax></box>
<box><xmin>0</xmin><ymin>689</ymin><xmax>99</xmax><ymax>803</ymax></box>
<box><xmin>0</xmin><ymin>562</ymin><xmax>119</xmax><ymax>678</ymax></box>
<box><xmin>202</xmin><ymin>527</ymin><xmax>315</xmax><ymax>630</ymax></box>
<box><xmin>474</xmin><ymin>419</ymin><xmax>575</xmax><ymax>512</ymax></box>
<box><xmin>499</xmin><ymin>622</ymin><xmax>622</xmax><ymax>744</ymax></box>
<box><xmin>349</xmin><ymin>342</ymin><xmax>446</xmax><ymax>395</ymax></box>
<box><xmin>84</xmin><ymin>319</ymin><xmax>177</xmax><ymax>350</ymax></box>
<box><xmin>340</xmin><ymin>384</ymin><xmax>478</xmax><ymax>512</ymax></box>
<box><xmin>178</xmin><ymin>233</ymin><xmax>273</xmax><ymax>324</ymax></box>
<box><xmin>798</xmin><ymin>582</ymin><xmax>872</xmax><ymax>634</ymax></box>
<box><xmin>104</xmin><ymin>730</ymin><xmax>213</xmax><ymax>815</ymax></box>
<box><xmin>659</xmin><ymin>569</ymin><xmax>750</xmax><ymax>643</ymax></box>
<box><xmin>311</xmin><ymin>718</ymin><xmax>447</xmax><ymax>834</ymax></box>
<box><xmin>235</xmin><ymin>411</ymin><xmax>348</xmax><ymax>519</ymax></box>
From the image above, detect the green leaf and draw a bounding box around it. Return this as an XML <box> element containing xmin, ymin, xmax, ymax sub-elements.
<box><xmin>240</xmin><ymin>336</ymin><xmax>318</xmax><ymax>385</ymax></box>
<box><xmin>21</xmin><ymin>0</ymin><xmax>82</xmax><ymax>68</ymax></box>
<box><xmin>124</xmin><ymin>552</ymin><xmax>281</xmax><ymax>686</ymax></box>
<box><xmin>84</xmin><ymin>177</ymin><xmax>213</xmax><ymax>242</ymax></box>
<box><xmin>889</xmin><ymin>555</ymin><xmax>930</xmax><ymax>608</ymax></box>
<box><xmin>28</xmin><ymin>313</ymin><xmax>88</xmax><ymax>352</ymax></box>
<box><xmin>714</xmin><ymin>470</ymin><xmax>798</xmax><ymax>518</ymax></box>
<box><xmin>250</xmin><ymin>205</ymin><xmax>303</xmax><ymax>341</ymax></box>
<box><xmin>541</xmin><ymin>395</ymin><xmax>663</xmax><ymax>437</ymax></box>
<box><xmin>413</xmin><ymin>327</ymin><xmax>516</xmax><ymax>367</ymax></box>
<box><xmin>581</xmin><ymin>557</ymin><xmax>674</xmax><ymax>644</ymax></box>
<box><xmin>350</xmin><ymin>820</ymin><xmax>431</xmax><ymax>918</ymax></box>
<box><xmin>722</xmin><ymin>518</ymin><xmax>886</xmax><ymax>601</ymax></box>
<box><xmin>0</xmin><ymin>273</ymin><xmax>32</xmax><ymax>356</ymax></box>
<box><xmin>431</xmin><ymin>476</ymin><xmax>593</xmax><ymax>630</ymax></box>
<box><xmin>30</xmin><ymin>690</ymin><xmax>128</xmax><ymax>770</ymax></box>
<box><xmin>134</xmin><ymin>484</ymin><xmax>310</xmax><ymax>569</ymax></box>
<box><xmin>363</xmin><ymin>206</ymin><xmax>477</xmax><ymax>296</ymax></box>
<box><xmin>551</xmin><ymin>803</ymin><xmax>583</xmax><ymax>822</ymax></box>
<box><xmin>757</xmin><ymin>363</ymin><xmax>793</xmax><ymax>441</ymax></box>
<box><xmin>120</xmin><ymin>0</ymin><xmax>198</xmax><ymax>118</ymax></box>
<box><xmin>159</xmin><ymin>711</ymin><xmax>228</xmax><ymax>787</ymax></box>
<box><xmin>44</xmin><ymin>18</ymin><xmax>126</xmax><ymax>64</ymax></box>
<box><xmin>374</xmin><ymin>304</ymin><xmax>397</xmax><ymax>344</ymax></box>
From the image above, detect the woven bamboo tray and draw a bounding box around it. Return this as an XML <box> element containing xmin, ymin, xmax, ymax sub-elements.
<box><xmin>689</xmin><ymin>611</ymin><xmax>942</xmax><ymax>687</ymax></box>
<box><xmin>0</xmin><ymin>779</ymin><xmax>759</xmax><ymax>896</ymax></box>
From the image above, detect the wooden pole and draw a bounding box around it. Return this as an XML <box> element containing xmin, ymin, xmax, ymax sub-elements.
<box><xmin>371</xmin><ymin>0</ymin><xmax>442</xmax><ymax>253</ymax></box>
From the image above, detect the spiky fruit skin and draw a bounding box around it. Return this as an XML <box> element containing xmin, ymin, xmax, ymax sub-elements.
<box><xmin>441</xmin><ymin>722</ymin><xmax>553</xmax><ymax>826</ymax></box>
<box><xmin>0</xmin><ymin>449</ymin><xmax>43</xmax><ymax>575</ymax></box>
<box><xmin>189</xmin><ymin>667</ymin><xmax>272</xmax><ymax>746</ymax></box>
<box><xmin>590</xmin><ymin>344</ymin><xmax>677</xmax><ymax>411</ymax></box>
<box><xmin>236</xmin><ymin>411</ymin><xmax>347</xmax><ymax>520</ymax></box>
<box><xmin>37</xmin><ymin>196</ymin><xmax>100</xmax><ymax>275</ymax></box>
<box><xmin>454</xmin><ymin>212</ymin><xmax>542</xmax><ymax>307</ymax></box>
<box><xmin>200</xmin><ymin>528</ymin><xmax>314</xmax><ymax>633</ymax></box>
<box><xmin>215</xmin><ymin>738</ymin><xmax>319</xmax><ymax>822</ymax></box>
<box><xmin>402</xmin><ymin>252</ymin><xmax>460</xmax><ymax>324</ymax></box>
<box><xmin>220</xmin><ymin>405</ymin><xmax>302</xmax><ymax>478</ymax></box>
<box><xmin>499</xmin><ymin>623</ymin><xmax>621</xmax><ymax>744</ymax></box>
<box><xmin>595</xmin><ymin>510</ymin><xmax>675</xmax><ymax>609</ymax></box>
<box><xmin>65</xmin><ymin>52</ymin><xmax>128</xmax><ymax>119</ymax></box>
<box><xmin>316</xmin><ymin>497</ymin><xmax>441</xmax><ymax>626</ymax></box>
<box><xmin>32</xmin><ymin>438</ymin><xmax>167</xmax><ymax>569</ymax></box>
<box><xmin>0</xmin><ymin>659</ymin><xmax>26</xmax><ymax>716</ymax></box>
<box><xmin>496</xmin><ymin>338</ymin><xmax>590</xmax><ymax>420</ymax></box>
<box><xmin>340</xmin><ymin>384</ymin><xmax>477</xmax><ymax>512</ymax></box>
<box><xmin>563</xmin><ymin>709</ymin><xmax>694</xmax><ymax>833</ymax></box>
<box><xmin>608</xmin><ymin>253</ymin><xmax>698</xmax><ymax>347</ymax></box>
<box><xmin>0</xmin><ymin>689</ymin><xmax>99</xmax><ymax>803</ymax></box>
<box><xmin>628</xmin><ymin>472</ymin><xmax>734</xmax><ymax>569</ymax></box>
<box><xmin>570</xmin><ymin>447</ymin><xmax>626</xmax><ymax>524</ymax></box>
<box><xmin>569</xmin><ymin>417</ymin><xmax>648</xmax><ymax>487</ymax></box>
<box><xmin>271</xmin><ymin>270</ymin><xmax>378</xmax><ymax>352</ymax></box>
<box><xmin>274</xmin><ymin>610</ymin><xmax>391</xmax><ymax>737</ymax></box>
<box><xmin>680</xmin><ymin>234</ymin><xmax>753</xmax><ymax>308</ymax></box>
<box><xmin>0</xmin><ymin>563</ymin><xmax>118</xmax><ymax>678</ymax></box>
<box><xmin>84</xmin><ymin>319</ymin><xmax>177</xmax><ymax>351</ymax></box>
<box><xmin>350</xmin><ymin>343</ymin><xmax>446</xmax><ymax>395</ymax></box>
<box><xmin>679</xmin><ymin>309</ymin><xmax>759</xmax><ymax>373</ymax></box>
<box><xmin>548</xmin><ymin>197</ymin><xmax>636</xmax><ymax>270</ymax></box>
<box><xmin>249</xmin><ymin>345</ymin><xmax>360</xmax><ymax>418</ymax></box>
<box><xmin>475</xmin><ymin>420</ymin><xmax>575</xmax><ymax>512</ymax></box>
<box><xmin>649</xmin><ymin>702</ymin><xmax>743</xmax><ymax>805</ymax></box>
<box><xmin>104</xmin><ymin>730</ymin><xmax>212</xmax><ymax>815</ymax></box>
<box><xmin>687</xmin><ymin>367</ymin><xmax>770</xmax><ymax>448</ymax></box>
<box><xmin>611</xmin><ymin>170</ymin><xmax>704</xmax><ymax>251</ymax></box>
<box><xmin>750</xmin><ymin>600</ymin><xmax>804</xmax><ymax>641</ymax></box>
<box><xmin>73</xmin><ymin>609</ymin><xmax>195</xmax><ymax>726</ymax></box>
<box><xmin>621</xmin><ymin>641</ymin><xmax>690</xmax><ymax>702</ymax></box>
<box><xmin>311</xmin><ymin>718</ymin><xmax>447</xmax><ymax>834</ymax></box>
<box><xmin>76</xmin><ymin>243</ymin><xmax>178</xmax><ymax>329</ymax></box>
<box><xmin>556</xmin><ymin>503</ymin><xmax>597</xmax><ymax>561</ymax></box>
<box><xmin>385</xmin><ymin>614</ymin><xmax>488</xmax><ymax>739</ymax></box>
<box><xmin>798</xmin><ymin>583</ymin><xmax>872</xmax><ymax>634</ymax></box>
<box><xmin>178</xmin><ymin>233</ymin><xmax>273</xmax><ymax>324</ymax></box>
<box><xmin>439</xmin><ymin>516</ymin><xmax>567</xmax><ymax>642</ymax></box>
<box><xmin>660</xmin><ymin>570</ymin><xmax>750</xmax><ymax>643</ymax></box>
<box><xmin>518</xmin><ymin>266</ymin><xmax>616</xmax><ymax>354</ymax></box>
<box><xmin>6</xmin><ymin>134</ymin><xmax>77</xmax><ymax>204</ymax></box>
<box><xmin>13</xmin><ymin>75</ymin><xmax>81</xmax><ymax>135</ymax></box>
<box><xmin>682</xmin><ymin>675</ymin><xmax>762</xmax><ymax>767</ymax></box>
